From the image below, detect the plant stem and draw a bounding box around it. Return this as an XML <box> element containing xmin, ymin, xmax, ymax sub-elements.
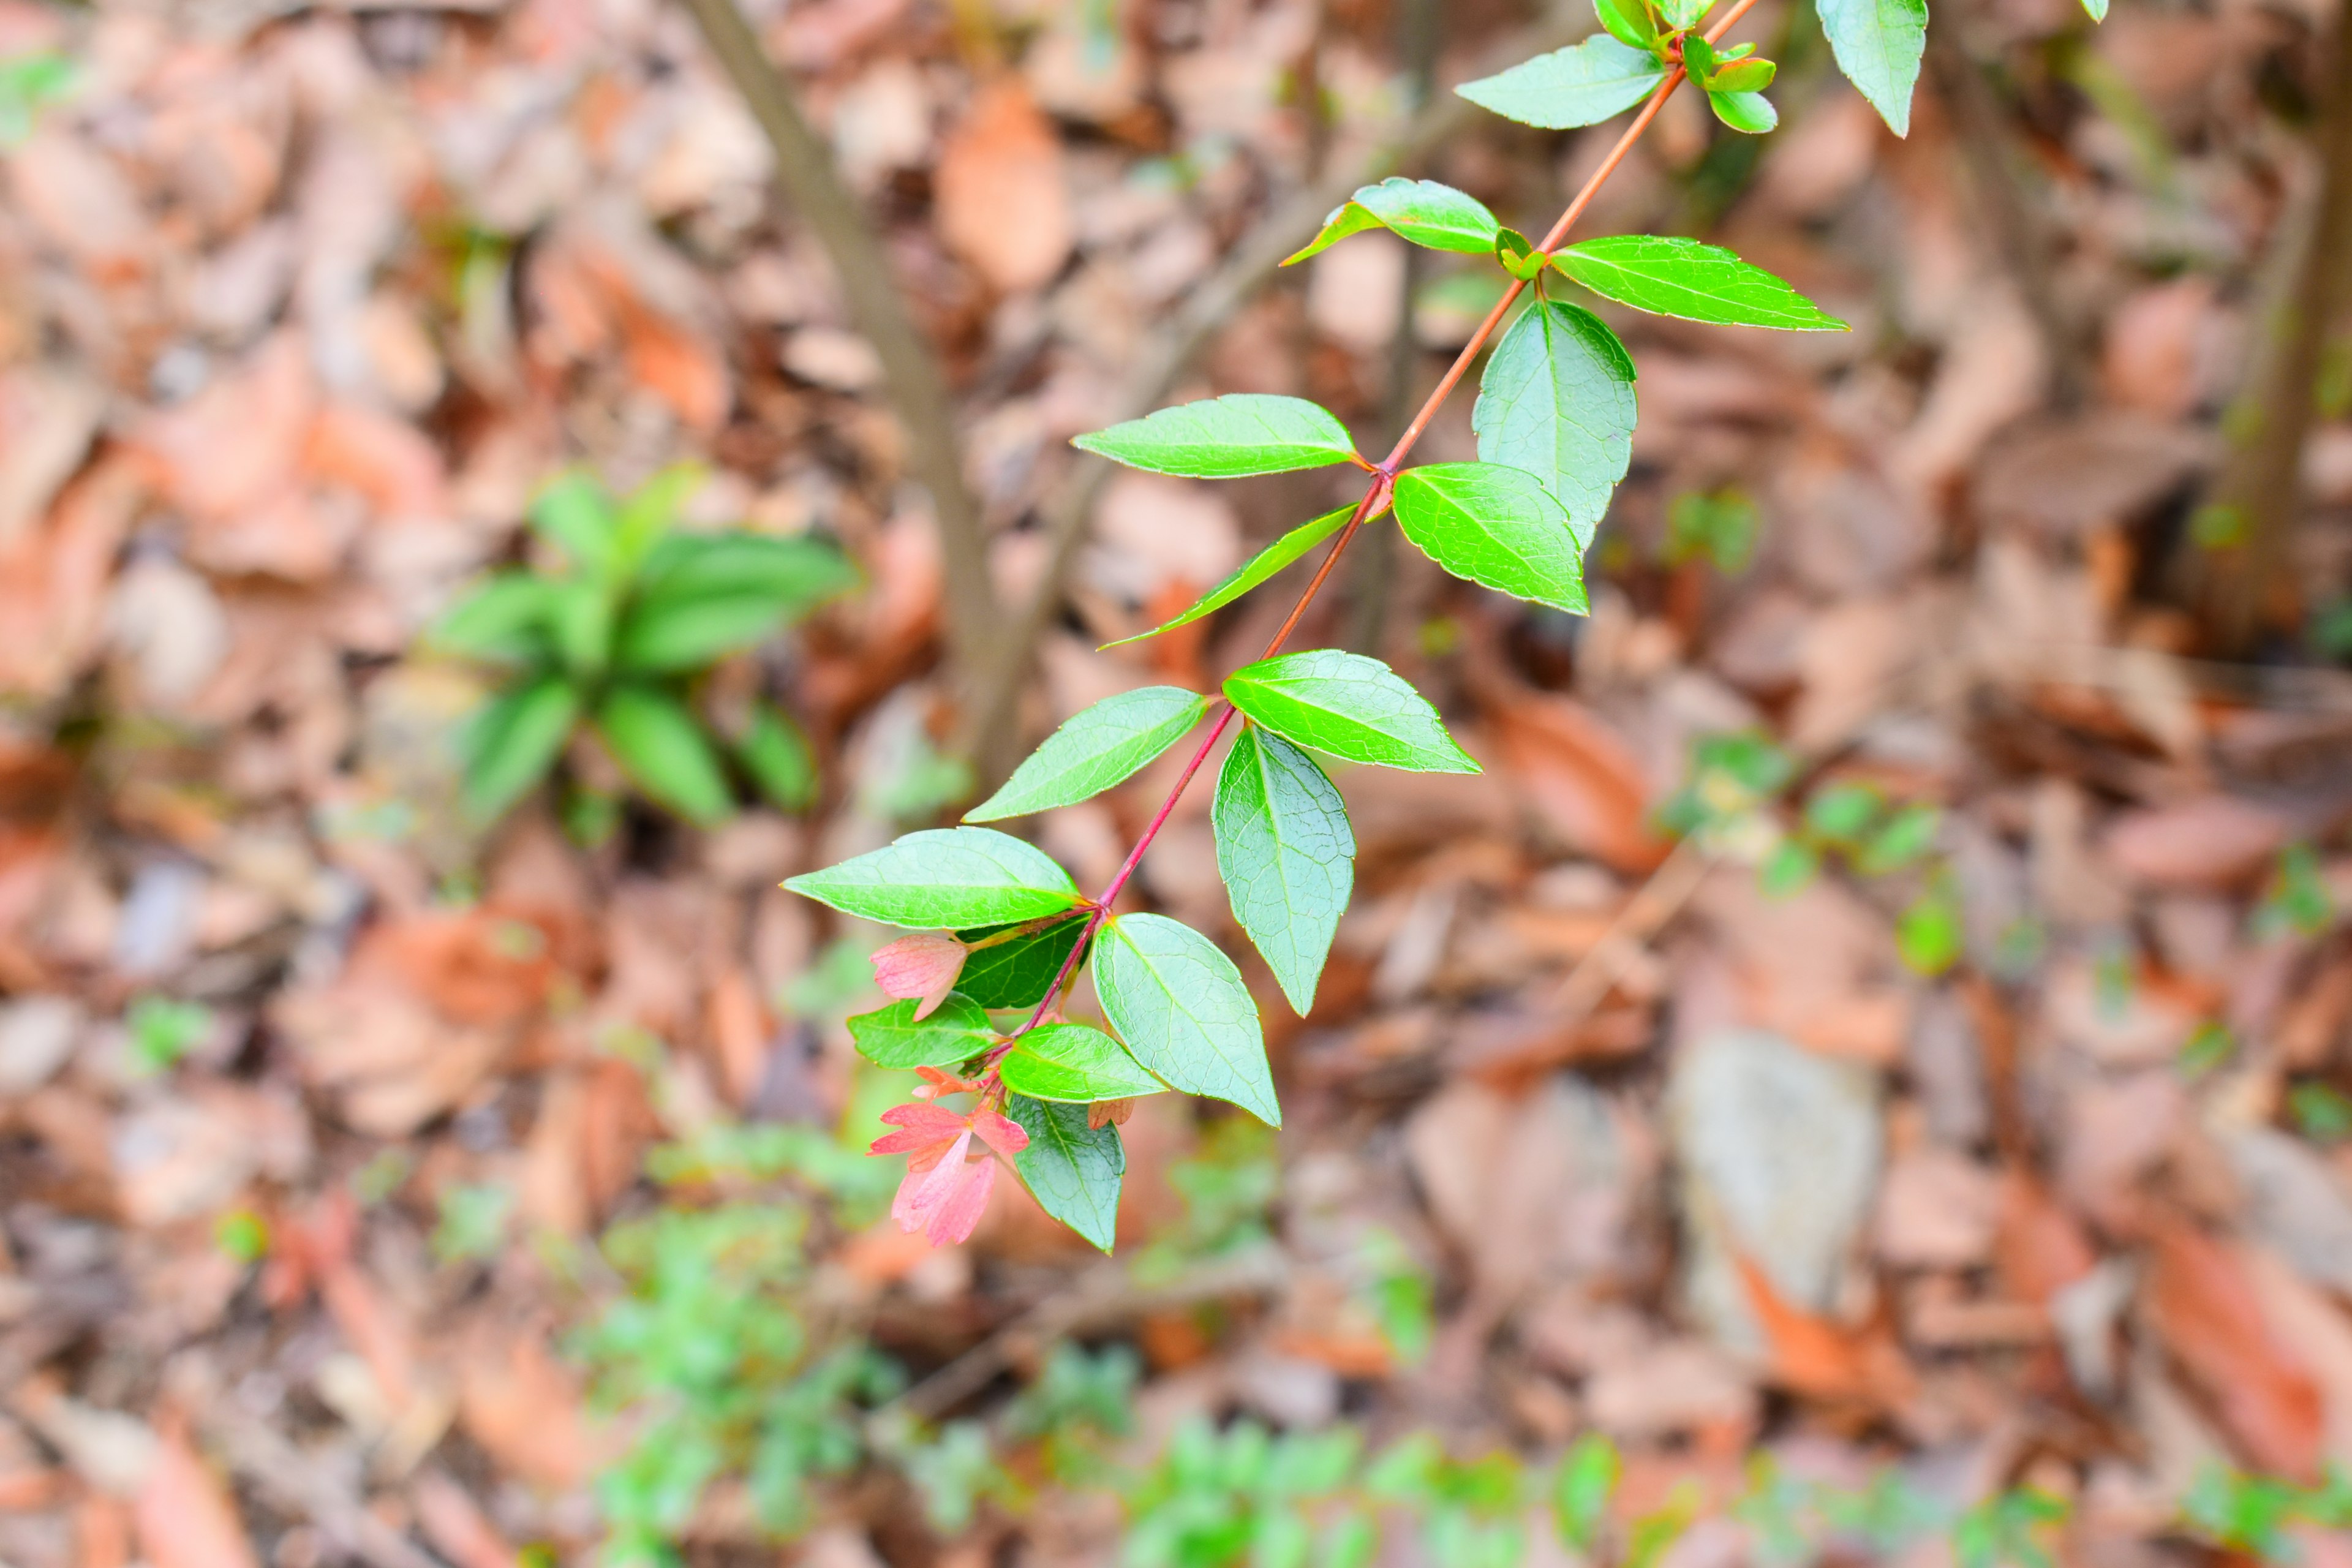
<box><xmin>673</xmin><ymin>0</ymin><xmax>1003</xmax><ymax>693</ymax></box>
<box><xmin>995</xmin><ymin>0</ymin><xmax>1760</xmax><ymax>1057</ymax></box>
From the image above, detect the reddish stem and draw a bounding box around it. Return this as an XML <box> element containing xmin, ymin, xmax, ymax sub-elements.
<box><xmin>995</xmin><ymin>0</ymin><xmax>1760</xmax><ymax>1055</ymax></box>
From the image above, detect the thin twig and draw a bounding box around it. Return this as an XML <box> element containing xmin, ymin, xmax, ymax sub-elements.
<box><xmin>955</xmin><ymin>12</ymin><xmax>1589</xmax><ymax>782</ymax></box>
<box><xmin>674</xmin><ymin>0</ymin><xmax>1003</xmax><ymax>688</ymax></box>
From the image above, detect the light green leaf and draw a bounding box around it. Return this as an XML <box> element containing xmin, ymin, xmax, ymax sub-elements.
<box><xmin>1284</xmin><ymin>178</ymin><xmax>1501</xmax><ymax>266</ymax></box>
<box><xmin>611</xmin><ymin>463</ymin><xmax>700</xmax><ymax>577</ymax></box>
<box><xmin>433</xmin><ymin>573</ymin><xmax>559</xmax><ymax>663</ymax></box>
<box><xmin>737</xmin><ymin>703</ymin><xmax>818</xmax><ymax>812</ymax></box>
<box><xmin>2079</xmin><ymin>0</ymin><xmax>2107</xmax><ymax>20</ymax></box>
<box><xmin>1392</xmin><ymin>463</ymin><xmax>1589</xmax><ymax>612</ymax></box>
<box><xmin>846</xmin><ymin>995</ymin><xmax>995</xmax><ymax>1069</ymax></box>
<box><xmin>1707</xmin><ymin>86</ymin><xmax>1779</xmax><ymax>133</ymax></box>
<box><xmin>1072</xmin><ymin>394</ymin><xmax>1359</xmax><ymax>478</ymax></box>
<box><xmin>1594</xmin><ymin>0</ymin><xmax>1659</xmax><ymax>49</ymax></box>
<box><xmin>529</xmin><ymin>470</ymin><xmax>616</xmax><ymax>573</ymax></box>
<box><xmin>614</xmin><ymin>534</ymin><xmax>858</xmax><ymax>673</ymax></box>
<box><xmin>1457</xmin><ymin>36</ymin><xmax>1667</xmax><ymax>130</ymax></box>
<box><xmin>1103</xmin><ymin>503</ymin><xmax>1359</xmax><ymax>649</ymax></box>
<box><xmin>1471</xmin><ymin>300</ymin><xmax>1637</xmax><ymax>545</ymax></box>
<box><xmin>785</xmin><ymin>827</ymin><xmax>1084</xmax><ymax>928</ymax></box>
<box><xmin>955</xmin><ymin>916</ymin><xmax>1091</xmax><ymax>1008</ymax></box>
<box><xmin>1496</xmin><ymin>227</ymin><xmax>1548</xmax><ymax>282</ymax></box>
<box><xmin>1224</xmin><ymin>649</ymin><xmax>1480</xmax><ymax>774</ymax></box>
<box><xmin>967</xmin><ymin>686</ymin><xmax>1208</xmax><ymax>822</ymax></box>
<box><xmin>1708</xmin><ymin>56</ymin><xmax>1776</xmax><ymax>92</ymax></box>
<box><xmin>594</xmin><ymin>685</ymin><xmax>734</xmax><ymax>826</ymax></box>
<box><xmin>462</xmin><ymin>676</ymin><xmax>581</xmax><ymax>823</ymax></box>
<box><xmin>1215</xmin><ymin>727</ymin><xmax>1355</xmax><ymax>1016</ymax></box>
<box><xmin>1817</xmin><ymin>0</ymin><xmax>1926</xmax><ymax>135</ymax></box>
<box><xmin>1006</xmin><ymin>1094</ymin><xmax>1124</xmax><ymax>1253</ymax></box>
<box><xmin>1555</xmin><ymin>235</ymin><xmax>1845</xmax><ymax>331</ymax></box>
<box><xmin>1095</xmin><ymin>913</ymin><xmax>1278</xmax><ymax>1124</ymax></box>
<box><xmin>1657</xmin><ymin>0</ymin><xmax>1710</xmax><ymax>27</ymax></box>
<box><xmin>998</xmin><ymin>1023</ymin><xmax>1166</xmax><ymax>1102</ymax></box>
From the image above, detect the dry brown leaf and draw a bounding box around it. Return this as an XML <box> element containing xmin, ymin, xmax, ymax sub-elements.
<box><xmin>131</xmin><ymin>1421</ymin><xmax>258</xmax><ymax>1568</ymax></box>
<box><xmin>2102</xmin><ymin>796</ymin><xmax>2293</xmax><ymax>890</ymax></box>
<box><xmin>2146</xmin><ymin>1223</ymin><xmax>2325</xmax><ymax>1479</ymax></box>
<box><xmin>1482</xmin><ymin>690</ymin><xmax>1665</xmax><ymax>873</ymax></box>
<box><xmin>934</xmin><ymin>80</ymin><xmax>1073</xmax><ymax>294</ymax></box>
<box><xmin>1733</xmin><ymin>1253</ymin><xmax>1916</xmax><ymax>1408</ymax></box>
<box><xmin>456</xmin><ymin>1321</ymin><xmax>600</xmax><ymax>1491</ymax></box>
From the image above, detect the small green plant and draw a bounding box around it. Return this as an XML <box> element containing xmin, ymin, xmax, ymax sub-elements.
<box><xmin>2290</xmin><ymin>1081</ymin><xmax>2352</xmax><ymax>1144</ymax></box>
<box><xmin>0</xmin><ymin>51</ymin><xmax>74</xmax><ymax>146</ymax></box>
<box><xmin>125</xmin><ymin>995</ymin><xmax>213</xmax><ymax>1076</ymax></box>
<box><xmin>433</xmin><ymin>466</ymin><xmax>854</xmax><ymax>829</ymax></box>
<box><xmin>432</xmin><ymin>1182</ymin><xmax>515</xmax><ymax>1263</ymax></box>
<box><xmin>1664</xmin><ymin>487</ymin><xmax>1761</xmax><ymax>573</ymax></box>
<box><xmin>214</xmin><ymin>1208</ymin><xmax>271</xmax><ymax>1264</ymax></box>
<box><xmin>2255</xmin><ymin>843</ymin><xmax>2335</xmax><ymax>941</ymax></box>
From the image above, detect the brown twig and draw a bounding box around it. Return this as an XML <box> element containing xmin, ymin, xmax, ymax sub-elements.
<box><xmin>674</xmin><ymin>0</ymin><xmax>1003</xmax><ymax>690</ymax></box>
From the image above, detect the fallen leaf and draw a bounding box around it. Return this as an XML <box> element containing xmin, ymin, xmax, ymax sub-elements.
<box><xmin>933</xmin><ymin>80</ymin><xmax>1072</xmax><ymax>293</ymax></box>
<box><xmin>132</xmin><ymin>1420</ymin><xmax>259</xmax><ymax>1568</ymax></box>
<box><xmin>1483</xmin><ymin>689</ymin><xmax>1666</xmax><ymax>873</ymax></box>
<box><xmin>2146</xmin><ymin>1223</ymin><xmax>2324</xmax><ymax>1479</ymax></box>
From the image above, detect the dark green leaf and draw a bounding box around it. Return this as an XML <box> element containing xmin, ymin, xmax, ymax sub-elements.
<box><xmin>1224</xmin><ymin>649</ymin><xmax>1480</xmax><ymax>774</ymax></box>
<box><xmin>550</xmin><ymin>578</ymin><xmax>615</xmax><ymax>677</ymax></box>
<box><xmin>786</xmin><ymin>827</ymin><xmax>1084</xmax><ymax>928</ymax></box>
<box><xmin>1215</xmin><ymin>726</ymin><xmax>1354</xmax><ymax>1015</ymax></box>
<box><xmin>462</xmin><ymin>676</ymin><xmax>581</xmax><ymax>823</ymax></box>
<box><xmin>1457</xmin><ymin>36</ymin><xmax>1667</xmax><ymax>130</ymax></box>
<box><xmin>1471</xmin><ymin>301</ymin><xmax>1636</xmax><ymax>546</ymax></box>
<box><xmin>614</xmin><ymin>534</ymin><xmax>858</xmax><ymax>673</ymax></box>
<box><xmin>1006</xmin><ymin>1093</ymin><xmax>1124</xmax><ymax>1253</ymax></box>
<box><xmin>1817</xmin><ymin>0</ymin><xmax>1926</xmax><ymax>135</ymax></box>
<box><xmin>1392</xmin><ymin>462</ymin><xmax>1589</xmax><ymax>612</ymax></box>
<box><xmin>1072</xmin><ymin>394</ymin><xmax>1359</xmax><ymax>478</ymax></box>
<box><xmin>1283</xmin><ymin>178</ymin><xmax>1501</xmax><ymax>266</ymax></box>
<box><xmin>738</xmin><ymin>703</ymin><xmax>819</xmax><ymax>812</ymax></box>
<box><xmin>967</xmin><ymin>686</ymin><xmax>1208</xmax><ymax>821</ymax></box>
<box><xmin>955</xmin><ymin>916</ymin><xmax>1091</xmax><ymax>1008</ymax></box>
<box><xmin>1102</xmin><ymin>503</ymin><xmax>1359</xmax><ymax>649</ymax></box>
<box><xmin>998</xmin><ymin>1022</ymin><xmax>1166</xmax><ymax>1101</ymax></box>
<box><xmin>595</xmin><ymin>685</ymin><xmax>735</xmax><ymax>826</ymax></box>
<box><xmin>846</xmin><ymin>995</ymin><xmax>995</xmax><ymax>1069</ymax></box>
<box><xmin>433</xmin><ymin>573</ymin><xmax>559</xmax><ymax>664</ymax></box>
<box><xmin>1095</xmin><ymin>913</ymin><xmax>1279</xmax><ymax>1125</ymax></box>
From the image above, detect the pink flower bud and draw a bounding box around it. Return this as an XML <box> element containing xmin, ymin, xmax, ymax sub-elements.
<box><xmin>870</xmin><ymin>933</ymin><xmax>968</xmax><ymax>1020</ymax></box>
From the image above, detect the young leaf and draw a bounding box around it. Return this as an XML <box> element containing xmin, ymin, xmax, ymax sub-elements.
<box><xmin>1656</xmin><ymin>0</ymin><xmax>1711</xmax><ymax>28</ymax></box>
<box><xmin>785</xmin><ymin>827</ymin><xmax>1084</xmax><ymax>928</ymax></box>
<box><xmin>1708</xmin><ymin>56</ymin><xmax>1776</xmax><ymax>92</ymax></box>
<box><xmin>530</xmin><ymin>470</ymin><xmax>616</xmax><ymax>573</ymax></box>
<box><xmin>1072</xmin><ymin>394</ymin><xmax>1360</xmax><ymax>478</ymax></box>
<box><xmin>1392</xmin><ymin>463</ymin><xmax>1590</xmax><ymax>612</ymax></box>
<box><xmin>1224</xmin><ymin>649</ymin><xmax>1480</xmax><ymax>774</ymax></box>
<box><xmin>956</xmin><ymin>916</ymin><xmax>1091</xmax><ymax>1008</ymax></box>
<box><xmin>1594</xmin><ymin>0</ymin><xmax>1659</xmax><ymax>49</ymax></box>
<box><xmin>2079</xmin><ymin>0</ymin><xmax>2107</xmax><ymax>18</ymax></box>
<box><xmin>1706</xmin><ymin>86</ymin><xmax>1779</xmax><ymax>133</ymax></box>
<box><xmin>1215</xmin><ymin>726</ymin><xmax>1355</xmax><ymax>1016</ymax></box>
<box><xmin>462</xmin><ymin>676</ymin><xmax>581</xmax><ymax>822</ymax></box>
<box><xmin>594</xmin><ymin>685</ymin><xmax>735</xmax><ymax>827</ymax></box>
<box><xmin>434</xmin><ymin>573</ymin><xmax>558</xmax><ymax>663</ymax></box>
<box><xmin>1471</xmin><ymin>300</ymin><xmax>1637</xmax><ymax>546</ymax></box>
<box><xmin>1283</xmin><ymin>178</ymin><xmax>1501</xmax><ymax>266</ymax></box>
<box><xmin>846</xmin><ymin>995</ymin><xmax>995</xmax><ymax>1069</ymax></box>
<box><xmin>738</xmin><ymin>703</ymin><xmax>818</xmax><ymax>812</ymax></box>
<box><xmin>967</xmin><ymin>686</ymin><xmax>1209</xmax><ymax>822</ymax></box>
<box><xmin>1554</xmin><ymin>236</ymin><xmax>1845</xmax><ymax>331</ymax></box>
<box><xmin>1095</xmin><ymin>913</ymin><xmax>1280</xmax><ymax>1125</ymax></box>
<box><xmin>1457</xmin><ymin>36</ymin><xmax>1667</xmax><ymax>130</ymax></box>
<box><xmin>1495</xmin><ymin>227</ymin><xmax>1549</xmax><ymax>282</ymax></box>
<box><xmin>1103</xmin><ymin>503</ymin><xmax>1360</xmax><ymax>649</ymax></box>
<box><xmin>1817</xmin><ymin>0</ymin><xmax>1927</xmax><ymax>136</ymax></box>
<box><xmin>1006</xmin><ymin>1093</ymin><xmax>1124</xmax><ymax>1253</ymax></box>
<box><xmin>998</xmin><ymin>1023</ymin><xmax>1166</xmax><ymax>1102</ymax></box>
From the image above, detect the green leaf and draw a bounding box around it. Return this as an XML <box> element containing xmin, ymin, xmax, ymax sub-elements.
<box><xmin>1555</xmin><ymin>235</ymin><xmax>1842</xmax><ymax>331</ymax></box>
<box><xmin>1708</xmin><ymin>56</ymin><xmax>1776</xmax><ymax>92</ymax></box>
<box><xmin>434</xmin><ymin>573</ymin><xmax>559</xmax><ymax>663</ymax></box>
<box><xmin>462</xmin><ymin>676</ymin><xmax>581</xmax><ymax>823</ymax></box>
<box><xmin>1656</xmin><ymin>0</ymin><xmax>1711</xmax><ymax>27</ymax></box>
<box><xmin>738</xmin><ymin>703</ymin><xmax>818</xmax><ymax>812</ymax></box>
<box><xmin>846</xmin><ymin>995</ymin><xmax>995</xmax><ymax>1069</ymax></box>
<box><xmin>1594</xmin><ymin>0</ymin><xmax>1659</xmax><ymax>49</ymax></box>
<box><xmin>1095</xmin><ymin>913</ymin><xmax>1279</xmax><ymax>1124</ymax></box>
<box><xmin>998</xmin><ymin>1022</ymin><xmax>1166</xmax><ymax>1102</ymax></box>
<box><xmin>1554</xmin><ymin>1436</ymin><xmax>1621</xmax><ymax>1551</ymax></box>
<box><xmin>1457</xmin><ymin>36</ymin><xmax>1668</xmax><ymax>130</ymax></box>
<box><xmin>1006</xmin><ymin>1094</ymin><xmax>1125</xmax><ymax>1253</ymax></box>
<box><xmin>1103</xmin><ymin>503</ymin><xmax>1359</xmax><ymax>649</ymax></box>
<box><xmin>2079</xmin><ymin>0</ymin><xmax>2107</xmax><ymax>20</ymax></box>
<box><xmin>967</xmin><ymin>686</ymin><xmax>1208</xmax><ymax>822</ymax></box>
<box><xmin>1706</xmin><ymin>86</ymin><xmax>1779</xmax><ymax>133</ymax></box>
<box><xmin>595</xmin><ymin>685</ymin><xmax>735</xmax><ymax>826</ymax></box>
<box><xmin>614</xmin><ymin>534</ymin><xmax>858</xmax><ymax>673</ymax></box>
<box><xmin>1214</xmin><ymin>726</ymin><xmax>1355</xmax><ymax>1016</ymax></box>
<box><xmin>1471</xmin><ymin>300</ymin><xmax>1637</xmax><ymax>546</ymax></box>
<box><xmin>1817</xmin><ymin>0</ymin><xmax>1927</xmax><ymax>135</ymax></box>
<box><xmin>786</xmin><ymin>827</ymin><xmax>1084</xmax><ymax>928</ymax></box>
<box><xmin>1283</xmin><ymin>178</ymin><xmax>1501</xmax><ymax>266</ymax></box>
<box><xmin>1495</xmin><ymin>227</ymin><xmax>1549</xmax><ymax>282</ymax></box>
<box><xmin>1858</xmin><ymin>803</ymin><xmax>1941</xmax><ymax>874</ymax></box>
<box><xmin>955</xmin><ymin>916</ymin><xmax>1091</xmax><ymax>1008</ymax></box>
<box><xmin>612</xmin><ymin>463</ymin><xmax>699</xmax><ymax>578</ymax></box>
<box><xmin>1392</xmin><ymin>462</ymin><xmax>1589</xmax><ymax>612</ymax></box>
<box><xmin>1225</xmin><ymin>649</ymin><xmax>1480</xmax><ymax>774</ymax></box>
<box><xmin>1072</xmin><ymin>394</ymin><xmax>1359</xmax><ymax>478</ymax></box>
<box><xmin>550</xmin><ymin>578</ymin><xmax>615</xmax><ymax>677</ymax></box>
<box><xmin>530</xmin><ymin>470</ymin><xmax>616</xmax><ymax>573</ymax></box>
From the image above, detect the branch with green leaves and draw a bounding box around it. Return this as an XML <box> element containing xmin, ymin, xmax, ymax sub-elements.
<box><xmin>784</xmin><ymin>0</ymin><xmax>2106</xmax><ymax>1253</ymax></box>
